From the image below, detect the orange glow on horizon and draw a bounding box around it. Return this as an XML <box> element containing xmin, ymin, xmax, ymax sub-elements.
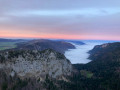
<box><xmin>0</xmin><ymin>28</ymin><xmax>120</xmax><ymax>41</ymax></box>
<box><xmin>0</xmin><ymin>33</ymin><xmax>120</xmax><ymax>41</ymax></box>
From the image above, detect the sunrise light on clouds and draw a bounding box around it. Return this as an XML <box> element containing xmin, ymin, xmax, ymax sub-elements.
<box><xmin>0</xmin><ymin>0</ymin><xmax>120</xmax><ymax>40</ymax></box>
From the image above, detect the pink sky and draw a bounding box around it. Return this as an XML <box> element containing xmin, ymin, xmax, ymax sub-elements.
<box><xmin>0</xmin><ymin>0</ymin><xmax>120</xmax><ymax>40</ymax></box>
<box><xmin>0</xmin><ymin>29</ymin><xmax>119</xmax><ymax>40</ymax></box>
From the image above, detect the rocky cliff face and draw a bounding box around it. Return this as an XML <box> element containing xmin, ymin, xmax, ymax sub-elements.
<box><xmin>0</xmin><ymin>49</ymin><xmax>72</xmax><ymax>80</ymax></box>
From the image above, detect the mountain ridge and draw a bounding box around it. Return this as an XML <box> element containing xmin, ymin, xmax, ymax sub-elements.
<box><xmin>15</xmin><ymin>39</ymin><xmax>76</xmax><ymax>54</ymax></box>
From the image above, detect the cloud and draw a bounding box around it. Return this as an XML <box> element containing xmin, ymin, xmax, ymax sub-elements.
<box><xmin>4</xmin><ymin>8</ymin><xmax>120</xmax><ymax>18</ymax></box>
<box><xmin>0</xmin><ymin>0</ymin><xmax>120</xmax><ymax>40</ymax></box>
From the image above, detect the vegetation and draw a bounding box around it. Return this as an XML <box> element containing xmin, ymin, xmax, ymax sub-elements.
<box><xmin>60</xmin><ymin>42</ymin><xmax>120</xmax><ymax>90</ymax></box>
<box><xmin>80</xmin><ymin>70</ymin><xmax>93</xmax><ymax>78</ymax></box>
<box><xmin>2</xmin><ymin>82</ymin><xmax>8</xmax><ymax>90</ymax></box>
<box><xmin>0</xmin><ymin>42</ymin><xmax>120</xmax><ymax>90</ymax></box>
<box><xmin>0</xmin><ymin>42</ymin><xmax>17</xmax><ymax>51</ymax></box>
<box><xmin>44</xmin><ymin>75</ymin><xmax>58</xmax><ymax>90</ymax></box>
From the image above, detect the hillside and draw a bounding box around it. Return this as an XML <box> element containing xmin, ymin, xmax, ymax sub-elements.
<box><xmin>71</xmin><ymin>42</ymin><xmax>120</xmax><ymax>90</ymax></box>
<box><xmin>15</xmin><ymin>39</ymin><xmax>75</xmax><ymax>54</ymax></box>
<box><xmin>0</xmin><ymin>49</ymin><xmax>72</xmax><ymax>90</ymax></box>
<box><xmin>89</xmin><ymin>42</ymin><xmax>120</xmax><ymax>60</ymax></box>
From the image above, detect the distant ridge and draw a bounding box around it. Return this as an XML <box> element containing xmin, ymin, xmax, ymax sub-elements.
<box><xmin>14</xmin><ymin>39</ymin><xmax>76</xmax><ymax>54</ymax></box>
<box><xmin>55</xmin><ymin>39</ymin><xmax>85</xmax><ymax>45</ymax></box>
<box><xmin>0</xmin><ymin>38</ymin><xmax>28</xmax><ymax>42</ymax></box>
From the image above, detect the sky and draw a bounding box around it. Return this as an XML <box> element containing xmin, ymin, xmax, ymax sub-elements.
<box><xmin>0</xmin><ymin>0</ymin><xmax>120</xmax><ymax>40</ymax></box>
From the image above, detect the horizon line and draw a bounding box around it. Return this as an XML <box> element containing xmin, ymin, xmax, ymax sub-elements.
<box><xmin>0</xmin><ymin>37</ymin><xmax>120</xmax><ymax>42</ymax></box>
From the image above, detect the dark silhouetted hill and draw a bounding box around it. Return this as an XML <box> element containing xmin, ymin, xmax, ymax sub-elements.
<box><xmin>15</xmin><ymin>39</ymin><xmax>76</xmax><ymax>53</ymax></box>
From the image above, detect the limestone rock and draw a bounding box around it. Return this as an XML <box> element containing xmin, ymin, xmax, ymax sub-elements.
<box><xmin>0</xmin><ymin>49</ymin><xmax>72</xmax><ymax>80</ymax></box>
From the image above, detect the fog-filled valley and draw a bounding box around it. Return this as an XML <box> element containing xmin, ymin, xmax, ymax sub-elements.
<box><xmin>65</xmin><ymin>40</ymin><xmax>115</xmax><ymax>64</ymax></box>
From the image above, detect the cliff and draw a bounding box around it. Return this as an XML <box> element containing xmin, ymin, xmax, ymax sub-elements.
<box><xmin>0</xmin><ymin>49</ymin><xmax>72</xmax><ymax>80</ymax></box>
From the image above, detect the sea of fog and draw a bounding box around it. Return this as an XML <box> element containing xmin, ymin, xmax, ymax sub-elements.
<box><xmin>65</xmin><ymin>40</ymin><xmax>115</xmax><ymax>64</ymax></box>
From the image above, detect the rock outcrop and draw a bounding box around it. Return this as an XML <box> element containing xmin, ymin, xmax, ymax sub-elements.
<box><xmin>0</xmin><ymin>49</ymin><xmax>72</xmax><ymax>80</ymax></box>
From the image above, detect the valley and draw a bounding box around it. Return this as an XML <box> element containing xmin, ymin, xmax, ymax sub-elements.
<box><xmin>0</xmin><ymin>39</ymin><xmax>120</xmax><ymax>90</ymax></box>
<box><xmin>65</xmin><ymin>40</ymin><xmax>115</xmax><ymax>64</ymax></box>
<box><xmin>0</xmin><ymin>0</ymin><xmax>119</xmax><ymax>89</ymax></box>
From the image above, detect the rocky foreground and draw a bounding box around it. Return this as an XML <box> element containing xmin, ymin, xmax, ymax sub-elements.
<box><xmin>0</xmin><ymin>49</ymin><xmax>73</xmax><ymax>90</ymax></box>
<box><xmin>0</xmin><ymin>49</ymin><xmax>72</xmax><ymax>79</ymax></box>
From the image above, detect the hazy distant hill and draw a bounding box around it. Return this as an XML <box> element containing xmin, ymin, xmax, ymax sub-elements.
<box><xmin>0</xmin><ymin>39</ymin><xmax>29</xmax><ymax>51</ymax></box>
<box><xmin>0</xmin><ymin>38</ymin><xmax>27</xmax><ymax>42</ymax></box>
<box><xmin>55</xmin><ymin>39</ymin><xmax>85</xmax><ymax>45</ymax></box>
<box><xmin>15</xmin><ymin>39</ymin><xmax>76</xmax><ymax>53</ymax></box>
